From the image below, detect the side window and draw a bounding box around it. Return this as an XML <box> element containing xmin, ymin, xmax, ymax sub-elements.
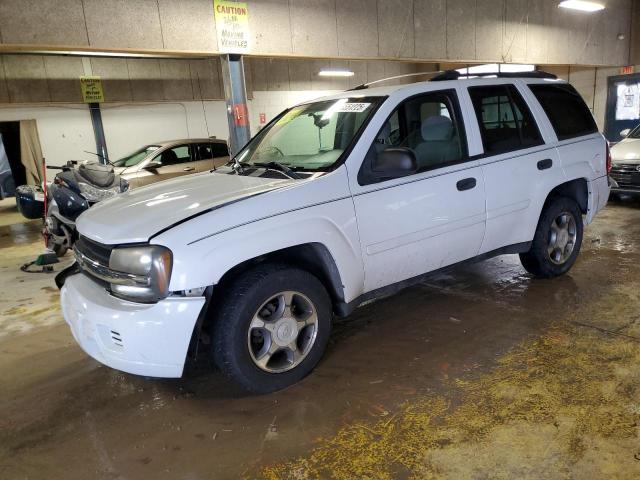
<box><xmin>374</xmin><ymin>90</ymin><xmax>466</xmax><ymax>172</ymax></box>
<box><xmin>157</xmin><ymin>145</ymin><xmax>191</xmax><ymax>166</ymax></box>
<box><xmin>211</xmin><ymin>142</ymin><xmax>229</xmax><ymax>158</ymax></box>
<box><xmin>195</xmin><ymin>143</ymin><xmax>213</xmax><ymax>161</ymax></box>
<box><xmin>468</xmin><ymin>85</ymin><xmax>542</xmax><ymax>155</ymax></box>
<box><xmin>528</xmin><ymin>84</ymin><xmax>598</xmax><ymax>141</ymax></box>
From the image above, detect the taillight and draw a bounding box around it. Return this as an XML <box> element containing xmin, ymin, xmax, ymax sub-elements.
<box><xmin>606</xmin><ymin>143</ymin><xmax>612</xmax><ymax>174</ymax></box>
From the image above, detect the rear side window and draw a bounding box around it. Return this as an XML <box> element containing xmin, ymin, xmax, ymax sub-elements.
<box><xmin>468</xmin><ymin>85</ymin><xmax>542</xmax><ymax>155</ymax></box>
<box><xmin>528</xmin><ymin>84</ymin><xmax>598</xmax><ymax>141</ymax></box>
<box><xmin>212</xmin><ymin>142</ymin><xmax>229</xmax><ymax>158</ymax></box>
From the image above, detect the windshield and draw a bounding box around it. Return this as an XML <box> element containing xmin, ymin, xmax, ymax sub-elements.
<box><xmin>628</xmin><ymin>125</ymin><xmax>640</xmax><ymax>139</ymax></box>
<box><xmin>235</xmin><ymin>97</ymin><xmax>382</xmax><ymax>171</ymax></box>
<box><xmin>112</xmin><ymin>145</ymin><xmax>161</xmax><ymax>167</ymax></box>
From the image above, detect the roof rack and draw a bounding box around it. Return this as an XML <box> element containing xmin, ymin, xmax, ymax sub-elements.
<box><xmin>349</xmin><ymin>71</ymin><xmax>442</xmax><ymax>90</ymax></box>
<box><xmin>349</xmin><ymin>69</ymin><xmax>558</xmax><ymax>90</ymax></box>
<box><xmin>430</xmin><ymin>70</ymin><xmax>557</xmax><ymax>81</ymax></box>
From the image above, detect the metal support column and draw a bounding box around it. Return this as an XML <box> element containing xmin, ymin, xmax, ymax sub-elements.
<box><xmin>220</xmin><ymin>54</ymin><xmax>251</xmax><ymax>156</ymax></box>
<box><xmin>89</xmin><ymin>102</ymin><xmax>109</xmax><ymax>164</ymax></box>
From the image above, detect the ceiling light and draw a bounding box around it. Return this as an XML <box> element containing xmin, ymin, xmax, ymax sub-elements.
<box><xmin>558</xmin><ymin>1</ymin><xmax>605</xmax><ymax>12</ymax></box>
<box><xmin>318</xmin><ymin>69</ymin><xmax>354</xmax><ymax>77</ymax></box>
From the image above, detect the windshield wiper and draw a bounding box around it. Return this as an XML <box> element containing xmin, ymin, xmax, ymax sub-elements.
<box><xmin>253</xmin><ymin>161</ymin><xmax>301</xmax><ymax>179</ymax></box>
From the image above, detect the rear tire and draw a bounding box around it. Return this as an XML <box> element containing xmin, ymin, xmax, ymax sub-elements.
<box><xmin>519</xmin><ymin>196</ymin><xmax>583</xmax><ymax>278</ymax></box>
<box><xmin>211</xmin><ymin>264</ymin><xmax>332</xmax><ymax>394</ymax></box>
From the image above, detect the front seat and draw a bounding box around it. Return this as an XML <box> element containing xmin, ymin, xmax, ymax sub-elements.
<box><xmin>160</xmin><ymin>149</ymin><xmax>178</xmax><ymax>166</ymax></box>
<box><xmin>413</xmin><ymin>115</ymin><xmax>457</xmax><ymax>169</ymax></box>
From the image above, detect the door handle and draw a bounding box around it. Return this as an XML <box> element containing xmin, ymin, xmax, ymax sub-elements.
<box><xmin>537</xmin><ymin>159</ymin><xmax>553</xmax><ymax>170</ymax></box>
<box><xmin>456</xmin><ymin>177</ymin><xmax>476</xmax><ymax>191</ymax></box>
<box><xmin>183</xmin><ymin>167</ymin><xmax>195</xmax><ymax>172</ymax></box>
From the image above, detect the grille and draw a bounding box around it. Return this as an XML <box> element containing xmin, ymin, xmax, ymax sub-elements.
<box><xmin>611</xmin><ymin>164</ymin><xmax>640</xmax><ymax>188</ymax></box>
<box><xmin>75</xmin><ymin>235</ymin><xmax>113</xmax><ymax>266</ymax></box>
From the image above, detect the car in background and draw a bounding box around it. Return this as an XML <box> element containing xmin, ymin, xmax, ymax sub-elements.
<box><xmin>610</xmin><ymin>126</ymin><xmax>640</xmax><ymax>195</ymax></box>
<box><xmin>113</xmin><ymin>138</ymin><xmax>229</xmax><ymax>188</ymax></box>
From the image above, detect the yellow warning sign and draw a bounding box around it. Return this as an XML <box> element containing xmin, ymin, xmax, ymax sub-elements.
<box><xmin>80</xmin><ymin>76</ymin><xmax>104</xmax><ymax>103</ymax></box>
<box><xmin>213</xmin><ymin>0</ymin><xmax>250</xmax><ymax>53</ymax></box>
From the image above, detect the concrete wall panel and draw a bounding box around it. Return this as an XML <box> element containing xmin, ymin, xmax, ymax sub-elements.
<box><xmin>126</xmin><ymin>59</ymin><xmax>163</xmax><ymax>102</ymax></box>
<box><xmin>446</xmin><ymin>0</ymin><xmax>476</xmax><ymax>60</ymax></box>
<box><xmin>288</xmin><ymin>59</ymin><xmax>313</xmax><ymax>90</ymax></box>
<box><xmin>157</xmin><ymin>0</ymin><xmax>217</xmax><ymax>52</ymax></box>
<box><xmin>525</xmin><ymin>0</ymin><xmax>547</xmax><ymax>64</ymax></box>
<box><xmin>579</xmin><ymin>11</ymin><xmax>604</xmax><ymax>65</ymax></box>
<box><xmin>603</xmin><ymin>8</ymin><xmax>632</xmax><ymax>67</ymax></box>
<box><xmin>378</xmin><ymin>0</ymin><xmax>415</xmax><ymax>58</ymax></box>
<box><xmin>44</xmin><ymin>57</ymin><xmax>84</xmax><ymax>103</ymax></box>
<box><xmin>249</xmin><ymin>0</ymin><xmax>293</xmax><ymax>54</ymax></box>
<box><xmin>414</xmin><ymin>0</ymin><xmax>447</xmax><ymax>60</ymax></box>
<box><xmin>336</xmin><ymin>0</ymin><xmax>379</xmax><ymax>57</ymax></box>
<box><xmin>476</xmin><ymin>0</ymin><xmax>503</xmax><ymax>62</ymax></box>
<box><xmin>0</xmin><ymin>57</ymin><xmax>9</xmax><ymax>103</ymax></box>
<box><xmin>290</xmin><ymin>0</ymin><xmax>339</xmax><ymax>57</ymax></box>
<box><xmin>160</xmin><ymin>59</ymin><xmax>194</xmax><ymax>101</ymax></box>
<box><xmin>266</xmin><ymin>59</ymin><xmax>291</xmax><ymax>91</ymax></box>
<box><xmin>90</xmin><ymin>58</ymin><xmax>133</xmax><ymax>102</ymax></box>
<box><xmin>83</xmin><ymin>0</ymin><xmax>164</xmax><ymax>49</ymax></box>
<box><xmin>3</xmin><ymin>55</ymin><xmax>50</xmax><ymax>103</ymax></box>
<box><xmin>0</xmin><ymin>0</ymin><xmax>88</xmax><ymax>46</ymax></box>
<box><xmin>190</xmin><ymin>59</ymin><xmax>223</xmax><ymax>100</ymax></box>
<box><xmin>249</xmin><ymin>58</ymin><xmax>268</xmax><ymax>92</ymax></box>
<box><xmin>503</xmin><ymin>0</ymin><xmax>527</xmax><ymax>63</ymax></box>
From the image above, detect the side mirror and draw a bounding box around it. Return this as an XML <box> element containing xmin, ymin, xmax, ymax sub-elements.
<box><xmin>144</xmin><ymin>160</ymin><xmax>162</xmax><ymax>171</ymax></box>
<box><xmin>372</xmin><ymin>148</ymin><xmax>418</xmax><ymax>179</ymax></box>
<box><xmin>620</xmin><ymin>128</ymin><xmax>631</xmax><ymax>138</ymax></box>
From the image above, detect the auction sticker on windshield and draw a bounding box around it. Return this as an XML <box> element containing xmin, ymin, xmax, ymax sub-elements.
<box><xmin>336</xmin><ymin>103</ymin><xmax>371</xmax><ymax>113</ymax></box>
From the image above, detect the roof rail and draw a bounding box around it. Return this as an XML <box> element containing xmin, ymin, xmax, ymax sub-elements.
<box><xmin>349</xmin><ymin>71</ymin><xmax>442</xmax><ymax>90</ymax></box>
<box><xmin>430</xmin><ymin>70</ymin><xmax>558</xmax><ymax>81</ymax></box>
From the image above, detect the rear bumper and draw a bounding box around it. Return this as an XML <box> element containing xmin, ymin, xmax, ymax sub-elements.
<box><xmin>60</xmin><ymin>273</ymin><xmax>206</xmax><ymax>378</ymax></box>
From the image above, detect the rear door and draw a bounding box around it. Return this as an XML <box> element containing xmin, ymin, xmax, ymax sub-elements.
<box><xmin>461</xmin><ymin>82</ymin><xmax>560</xmax><ymax>254</ymax></box>
<box><xmin>193</xmin><ymin>142</ymin><xmax>230</xmax><ymax>172</ymax></box>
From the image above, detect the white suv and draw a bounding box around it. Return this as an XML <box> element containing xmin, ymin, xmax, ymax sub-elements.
<box><xmin>57</xmin><ymin>71</ymin><xmax>611</xmax><ymax>393</ymax></box>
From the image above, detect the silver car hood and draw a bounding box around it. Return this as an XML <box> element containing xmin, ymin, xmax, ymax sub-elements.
<box><xmin>611</xmin><ymin>138</ymin><xmax>640</xmax><ymax>165</ymax></box>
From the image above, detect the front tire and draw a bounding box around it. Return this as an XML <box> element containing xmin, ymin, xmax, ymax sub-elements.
<box><xmin>211</xmin><ymin>264</ymin><xmax>332</xmax><ymax>394</ymax></box>
<box><xmin>520</xmin><ymin>196</ymin><xmax>583</xmax><ymax>278</ymax></box>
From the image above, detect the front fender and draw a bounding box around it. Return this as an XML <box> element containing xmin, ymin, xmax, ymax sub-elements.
<box><xmin>154</xmin><ymin>197</ymin><xmax>365</xmax><ymax>303</ymax></box>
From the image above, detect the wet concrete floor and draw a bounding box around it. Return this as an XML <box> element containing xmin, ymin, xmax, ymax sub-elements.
<box><xmin>1</xmin><ymin>196</ymin><xmax>640</xmax><ymax>479</ymax></box>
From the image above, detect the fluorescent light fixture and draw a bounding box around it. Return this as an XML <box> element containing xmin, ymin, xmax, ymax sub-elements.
<box><xmin>558</xmin><ymin>1</ymin><xmax>605</xmax><ymax>12</ymax></box>
<box><xmin>318</xmin><ymin>69</ymin><xmax>354</xmax><ymax>77</ymax></box>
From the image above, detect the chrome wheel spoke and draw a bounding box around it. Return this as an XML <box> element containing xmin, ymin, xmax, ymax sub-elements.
<box><xmin>248</xmin><ymin>290</ymin><xmax>319</xmax><ymax>373</ymax></box>
<box><xmin>547</xmin><ymin>211</ymin><xmax>578</xmax><ymax>265</ymax></box>
<box><xmin>255</xmin><ymin>341</ymin><xmax>279</xmax><ymax>369</ymax></box>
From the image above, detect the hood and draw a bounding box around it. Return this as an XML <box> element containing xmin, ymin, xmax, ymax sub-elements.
<box><xmin>77</xmin><ymin>170</ymin><xmax>293</xmax><ymax>244</ymax></box>
<box><xmin>611</xmin><ymin>138</ymin><xmax>640</xmax><ymax>164</ymax></box>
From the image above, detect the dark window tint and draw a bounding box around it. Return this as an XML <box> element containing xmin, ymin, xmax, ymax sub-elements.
<box><xmin>211</xmin><ymin>142</ymin><xmax>229</xmax><ymax>158</ymax></box>
<box><xmin>157</xmin><ymin>145</ymin><xmax>191</xmax><ymax>165</ymax></box>
<box><xmin>374</xmin><ymin>91</ymin><xmax>466</xmax><ymax>172</ymax></box>
<box><xmin>469</xmin><ymin>85</ymin><xmax>542</xmax><ymax>154</ymax></box>
<box><xmin>528</xmin><ymin>84</ymin><xmax>598</xmax><ymax>140</ymax></box>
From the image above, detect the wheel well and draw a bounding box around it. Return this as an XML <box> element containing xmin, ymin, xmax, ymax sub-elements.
<box><xmin>213</xmin><ymin>243</ymin><xmax>345</xmax><ymax>310</ymax></box>
<box><xmin>546</xmin><ymin>178</ymin><xmax>588</xmax><ymax>214</ymax></box>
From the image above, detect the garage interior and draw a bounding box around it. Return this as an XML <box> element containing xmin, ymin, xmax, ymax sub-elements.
<box><xmin>2</xmin><ymin>0</ymin><xmax>640</xmax><ymax>479</ymax></box>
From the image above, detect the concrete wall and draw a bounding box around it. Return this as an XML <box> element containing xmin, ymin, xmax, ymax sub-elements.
<box><xmin>0</xmin><ymin>0</ymin><xmax>633</xmax><ymax>66</ymax></box>
<box><xmin>0</xmin><ymin>55</ymin><xmax>224</xmax><ymax>104</ymax></box>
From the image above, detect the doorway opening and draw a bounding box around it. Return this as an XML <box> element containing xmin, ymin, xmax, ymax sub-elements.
<box><xmin>0</xmin><ymin>121</ymin><xmax>24</xmax><ymax>198</ymax></box>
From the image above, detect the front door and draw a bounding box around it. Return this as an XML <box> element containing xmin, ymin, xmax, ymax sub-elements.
<box><xmin>136</xmin><ymin>144</ymin><xmax>196</xmax><ymax>186</ymax></box>
<box><xmin>352</xmin><ymin>89</ymin><xmax>487</xmax><ymax>293</ymax></box>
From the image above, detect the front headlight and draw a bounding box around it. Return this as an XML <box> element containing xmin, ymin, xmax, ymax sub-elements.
<box><xmin>78</xmin><ymin>181</ymin><xmax>121</xmax><ymax>202</ymax></box>
<box><xmin>108</xmin><ymin>245</ymin><xmax>173</xmax><ymax>303</ymax></box>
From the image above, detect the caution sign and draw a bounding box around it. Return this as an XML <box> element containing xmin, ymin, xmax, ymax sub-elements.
<box><xmin>213</xmin><ymin>0</ymin><xmax>250</xmax><ymax>53</ymax></box>
<box><xmin>80</xmin><ymin>76</ymin><xmax>104</xmax><ymax>103</ymax></box>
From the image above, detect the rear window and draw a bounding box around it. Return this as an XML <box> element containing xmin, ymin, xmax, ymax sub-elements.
<box><xmin>528</xmin><ymin>84</ymin><xmax>598</xmax><ymax>141</ymax></box>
